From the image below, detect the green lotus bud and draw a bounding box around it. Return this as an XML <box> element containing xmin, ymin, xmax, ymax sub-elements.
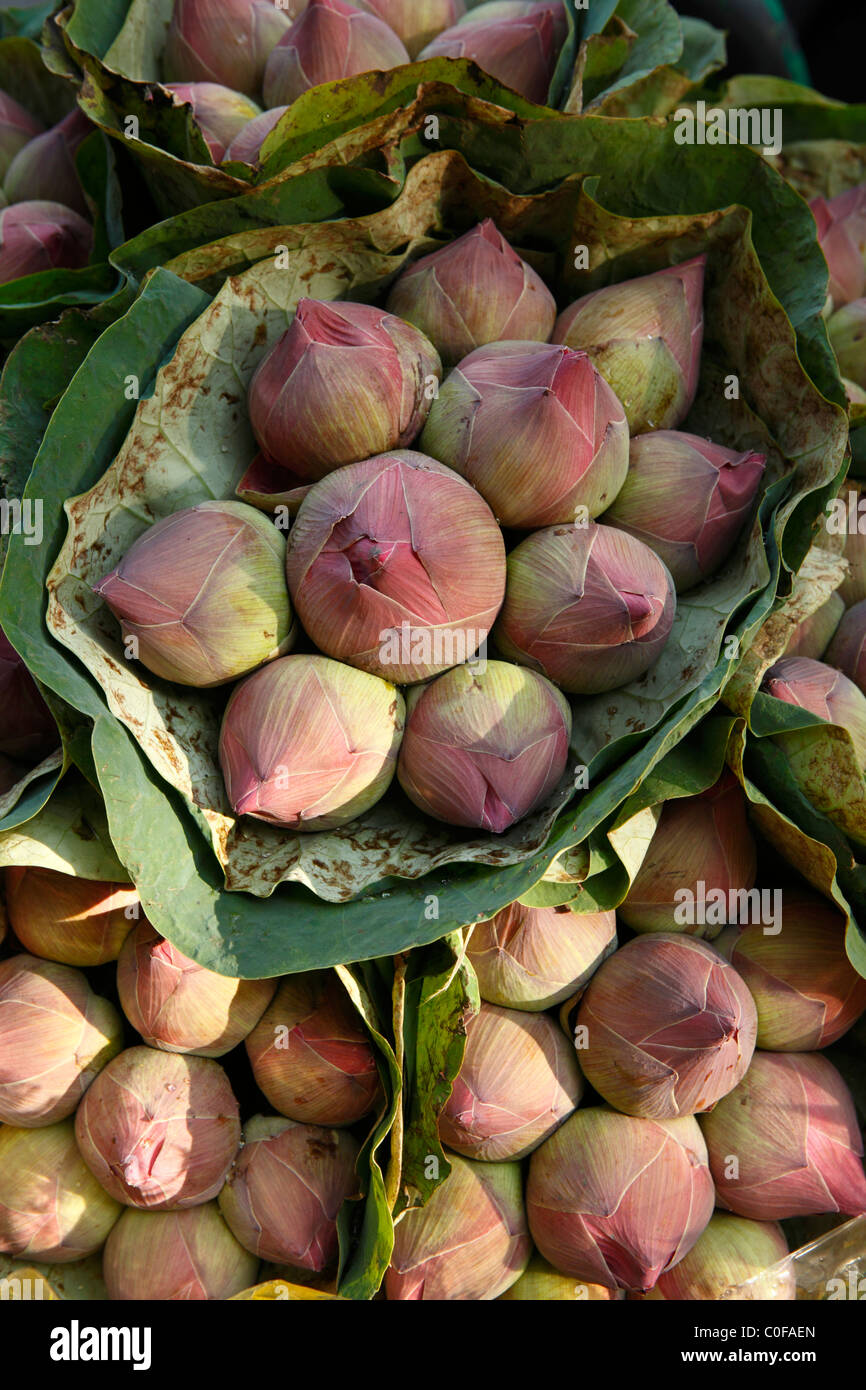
<box><xmin>263</xmin><ymin>0</ymin><xmax>410</xmax><ymax>106</ymax></box>
<box><xmin>363</xmin><ymin>0</ymin><xmax>466</xmax><ymax>57</ymax></box>
<box><xmin>164</xmin><ymin>0</ymin><xmax>294</xmax><ymax>98</ymax></box>
<box><xmin>467</xmin><ymin>901</ymin><xmax>617</xmax><ymax>1012</ymax></box>
<box><xmin>763</xmin><ymin>656</ymin><xmax>866</xmax><ymax>768</ymax></box>
<box><xmin>828</xmin><ymin>298</ymin><xmax>866</xmax><ymax>388</ymax></box>
<box><xmin>499</xmin><ymin>1253</ymin><xmax>621</xmax><ymax>1300</ymax></box>
<box><xmin>0</xmin><ymin>90</ymin><xmax>43</xmax><ymax>182</ymax></box>
<box><xmin>419</xmin><ymin>7</ymin><xmax>559</xmax><ymax>104</ymax></box>
<box><xmin>0</xmin><ymin>201</ymin><xmax>92</xmax><ymax>284</ymax></box>
<box><xmin>0</xmin><ymin>1120</ymin><xmax>121</xmax><ymax>1262</ymax></box>
<box><xmin>5</xmin><ymin>868</ymin><xmax>138</xmax><ymax>967</ymax></box>
<box><xmin>784</xmin><ymin>592</ymin><xmax>844</xmax><ymax>659</ymax></box>
<box><xmin>164</xmin><ymin>82</ymin><xmax>261</xmax><ymax>161</ymax></box>
<box><xmin>224</xmin><ymin>105</ymin><xmax>287</xmax><ymax>162</ymax></box>
<box><xmin>638</xmin><ymin>1213</ymin><xmax>794</xmax><ymax>1301</ymax></box>
<box><xmin>3</xmin><ymin>110</ymin><xmax>91</xmax><ymax>218</ymax></box>
<box><xmin>103</xmin><ymin>1202</ymin><xmax>258</xmax><ymax>1300</ymax></box>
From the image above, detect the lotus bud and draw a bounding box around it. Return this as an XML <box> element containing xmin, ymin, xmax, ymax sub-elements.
<box><xmin>700</xmin><ymin>1051</ymin><xmax>866</xmax><ymax>1220</ymax></box>
<box><xmin>828</xmin><ymin>298</ymin><xmax>866</xmax><ymax>387</ymax></box>
<box><xmin>527</xmin><ymin>1108</ymin><xmax>715</xmax><ymax>1291</ymax></box>
<box><xmin>825</xmin><ymin>597</ymin><xmax>866</xmax><ymax>692</ymax></box>
<box><xmin>0</xmin><ymin>91</ymin><xmax>43</xmax><ymax>182</ymax></box>
<box><xmin>245</xmin><ymin>971</ymin><xmax>381</xmax><ymax>1125</ymax></box>
<box><xmin>117</xmin><ymin>921</ymin><xmax>277</xmax><ymax>1057</ymax></box>
<box><xmin>420</xmin><ymin>342</ymin><xmax>629</xmax><ymax>528</ymax></box>
<box><xmin>5</xmin><ymin>869</ymin><xmax>137</xmax><ymax>967</ymax></box>
<box><xmin>0</xmin><ymin>955</ymin><xmax>123</xmax><ymax>1127</ymax></box>
<box><xmin>715</xmin><ymin>888</ymin><xmax>866</xmax><ymax>1051</ymax></box>
<box><xmin>263</xmin><ymin>0</ymin><xmax>411</xmax><ymax>106</ymax></box>
<box><xmin>499</xmin><ymin>1253</ymin><xmax>620</xmax><ymax>1301</ymax></box>
<box><xmin>762</xmin><ymin>656</ymin><xmax>866</xmax><ymax>768</ymax></box>
<box><xmin>460</xmin><ymin>0</ymin><xmax>567</xmax><ymax>45</ymax></box>
<box><xmin>0</xmin><ymin>627</ymin><xmax>58</xmax><ymax>762</ymax></box>
<box><xmin>224</xmin><ymin>105</ymin><xmax>288</xmax><ymax>162</ymax></box>
<box><xmin>93</xmin><ymin>501</ymin><xmax>294</xmax><ymax>688</ymax></box>
<box><xmin>386</xmin><ymin>1152</ymin><xmax>530</xmax><ymax>1299</ymax></box>
<box><xmin>639</xmin><ymin>1213</ymin><xmax>793</xmax><ymax>1300</ymax></box>
<box><xmin>248</xmin><ymin>299</ymin><xmax>441</xmax><ymax>483</ymax></box>
<box><xmin>218</xmin><ymin>1115</ymin><xmax>359</xmax><ymax>1268</ymax></box>
<box><xmin>467</xmin><ymin>902</ymin><xmax>617</xmax><ymax>1012</ymax></box>
<box><xmin>495</xmin><ymin>523</ymin><xmax>676</xmax><ymax>694</ymax></box>
<box><xmin>363</xmin><ymin>0</ymin><xmax>466</xmax><ymax>57</ymax></box>
<box><xmin>0</xmin><ymin>200</ymin><xmax>92</xmax><ymax>284</ymax></box>
<box><xmin>418</xmin><ymin>8</ymin><xmax>559</xmax><ymax>104</ymax></box>
<box><xmin>164</xmin><ymin>82</ymin><xmax>262</xmax><ymax>161</ymax></box>
<box><xmin>385</xmin><ymin>220</ymin><xmax>557</xmax><ymax>368</ymax></box>
<box><xmin>164</xmin><ymin>0</ymin><xmax>294</xmax><ymax>98</ymax></box>
<box><xmin>845</xmin><ymin>377</ymin><xmax>866</xmax><ymax>405</ymax></box>
<box><xmin>0</xmin><ymin>1120</ymin><xmax>121</xmax><ymax>1262</ymax></box>
<box><xmin>3</xmin><ymin>110</ymin><xmax>91</xmax><ymax>218</ymax></box>
<box><xmin>397</xmin><ymin>661</ymin><xmax>571</xmax><ymax>832</ymax></box>
<box><xmin>553</xmin><ymin>257</ymin><xmax>706</xmax><ymax>434</ymax></box>
<box><xmin>103</xmin><ymin>1202</ymin><xmax>258</xmax><ymax>1300</ymax></box>
<box><xmin>576</xmin><ymin>935</ymin><xmax>757</xmax><ymax>1119</ymax></box>
<box><xmin>784</xmin><ymin>591</ymin><xmax>844</xmax><ymax>659</ymax></box>
<box><xmin>285</xmin><ymin>451</ymin><xmax>505</xmax><ymax>683</ymax></box>
<box><xmin>810</xmin><ymin>184</ymin><xmax>866</xmax><ymax>309</ymax></box>
<box><xmin>220</xmin><ymin>654</ymin><xmax>404</xmax><ymax>830</ymax></box>
<box><xmin>619</xmin><ymin>771</ymin><xmax>758</xmax><ymax>938</ymax></box>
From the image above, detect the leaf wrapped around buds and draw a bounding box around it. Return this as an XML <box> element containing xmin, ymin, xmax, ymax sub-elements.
<box><xmin>286</xmin><ymin>451</ymin><xmax>505</xmax><ymax>683</ymax></box>
<box><xmin>164</xmin><ymin>82</ymin><xmax>262</xmax><ymax>161</ymax></box>
<box><xmin>386</xmin><ymin>1153</ymin><xmax>531</xmax><ymax>1299</ymax></box>
<box><xmin>263</xmin><ymin>0</ymin><xmax>410</xmax><ymax>106</ymax></box>
<box><xmin>0</xmin><ymin>1120</ymin><xmax>121</xmax><ymax>1263</ymax></box>
<box><xmin>553</xmin><ymin>258</ymin><xmax>706</xmax><ymax>434</ymax></box>
<box><xmin>418</xmin><ymin>8</ymin><xmax>559</xmax><ymax>104</ymax></box>
<box><xmin>0</xmin><ymin>91</ymin><xmax>43</xmax><ymax>182</ymax></box>
<box><xmin>785</xmin><ymin>592</ymin><xmax>844</xmax><ymax>660</ymax></box>
<box><xmin>385</xmin><ymin>220</ymin><xmax>557</xmax><ymax>368</ymax></box>
<box><xmin>825</xmin><ymin>598</ymin><xmax>866</xmax><ymax>693</ymax></box>
<box><xmin>500</xmin><ymin>1253</ymin><xmax>621</xmax><ymax>1301</ymax></box>
<box><xmin>576</xmin><ymin>935</ymin><xmax>757</xmax><ymax>1119</ymax></box>
<box><xmin>0</xmin><ymin>200</ymin><xmax>92</xmax><ymax>284</ymax></box>
<box><xmin>93</xmin><ymin>501</ymin><xmax>294</xmax><ymax>688</ymax></box>
<box><xmin>5</xmin><ymin>868</ymin><xmax>138</xmax><ymax>967</ymax></box>
<box><xmin>3</xmin><ymin>110</ymin><xmax>91</xmax><ymax>217</ymax></box>
<box><xmin>220</xmin><ymin>654</ymin><xmax>404</xmax><ymax>830</ymax></box>
<box><xmin>420</xmin><ymin>342</ymin><xmax>629</xmax><ymax>529</ymax></box>
<box><xmin>828</xmin><ymin>298</ymin><xmax>866</xmax><ymax>388</ymax></box>
<box><xmin>397</xmin><ymin>661</ymin><xmax>571</xmax><ymax>832</ymax></box>
<box><xmin>467</xmin><ymin>902</ymin><xmax>617</xmax><ymax>1012</ymax></box>
<box><xmin>245</xmin><ymin>971</ymin><xmax>382</xmax><ymax>1126</ymax></box>
<box><xmin>700</xmin><ymin>1051</ymin><xmax>866</xmax><ymax>1221</ymax></box>
<box><xmin>363</xmin><ymin>0</ymin><xmax>466</xmax><ymax>57</ymax></box>
<box><xmin>637</xmin><ymin>1213</ymin><xmax>794</xmax><ymax>1301</ymax></box>
<box><xmin>0</xmin><ymin>627</ymin><xmax>58</xmax><ymax>763</ymax></box>
<box><xmin>103</xmin><ymin>1202</ymin><xmax>258</xmax><ymax>1301</ymax></box>
<box><xmin>810</xmin><ymin>184</ymin><xmax>866</xmax><ymax>309</ymax></box>
<box><xmin>224</xmin><ymin>106</ymin><xmax>287</xmax><ymax>162</ymax></box>
<box><xmin>527</xmin><ymin>1108</ymin><xmax>715</xmax><ymax>1292</ymax></box>
<box><xmin>164</xmin><ymin>0</ymin><xmax>294</xmax><ymax>98</ymax></box>
<box><xmin>218</xmin><ymin>1115</ymin><xmax>359</xmax><ymax>1269</ymax></box>
<box><xmin>762</xmin><ymin>656</ymin><xmax>866</xmax><ymax>768</ymax></box>
<box><xmin>248</xmin><ymin>299</ymin><xmax>441</xmax><ymax>483</ymax></box>
<box><xmin>495</xmin><ymin>523</ymin><xmax>676</xmax><ymax>694</ymax></box>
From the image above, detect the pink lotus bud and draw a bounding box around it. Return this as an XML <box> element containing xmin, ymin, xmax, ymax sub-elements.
<box><xmin>386</xmin><ymin>1152</ymin><xmax>531</xmax><ymax>1299</ymax></box>
<box><xmin>785</xmin><ymin>592</ymin><xmax>844</xmax><ymax>660</ymax></box>
<box><xmin>700</xmin><ymin>1051</ymin><xmax>866</xmax><ymax>1220</ymax></box>
<box><xmin>0</xmin><ymin>955</ymin><xmax>123</xmax><ymax>1127</ymax></box>
<box><xmin>0</xmin><ymin>627</ymin><xmax>58</xmax><ymax>763</ymax></box>
<box><xmin>577</xmin><ymin>935</ymin><xmax>757</xmax><ymax>1120</ymax></box>
<box><xmin>553</xmin><ymin>257</ymin><xmax>706</xmax><ymax>434</ymax></box>
<box><xmin>397</xmin><ymin>661</ymin><xmax>571</xmax><ymax>832</ymax></box>
<box><xmin>810</xmin><ymin>184</ymin><xmax>866</xmax><ymax>309</ymax></box>
<box><xmin>263</xmin><ymin>0</ymin><xmax>410</xmax><ymax>106</ymax></box>
<box><xmin>285</xmin><ymin>451</ymin><xmax>505</xmax><ymax>683</ymax></box>
<box><xmin>164</xmin><ymin>82</ymin><xmax>261</xmax><ymax>161</ymax></box>
<box><xmin>421</xmin><ymin>342</ymin><xmax>629</xmax><ymax>529</ymax></box>
<box><xmin>0</xmin><ymin>200</ymin><xmax>92</xmax><ymax>284</ymax></box>
<box><xmin>0</xmin><ymin>1120</ymin><xmax>121</xmax><ymax>1263</ymax></box>
<box><xmin>0</xmin><ymin>91</ymin><xmax>43</xmax><ymax>182</ymax></box>
<box><xmin>5</xmin><ymin>868</ymin><xmax>137</xmax><ymax>967</ymax></box>
<box><xmin>164</xmin><ymin>0</ymin><xmax>295</xmax><ymax>98</ymax></box>
<box><xmin>604</xmin><ymin>431</ymin><xmax>766</xmax><ymax>592</ymax></box>
<box><xmin>248</xmin><ymin>299</ymin><xmax>441</xmax><ymax>483</ymax></box>
<box><xmin>218</xmin><ymin>1114</ymin><xmax>359</xmax><ymax>1269</ymax></box>
<box><xmin>418</xmin><ymin>8</ymin><xmax>558</xmax><ymax>104</ymax></box>
<box><xmin>715</xmin><ymin>888</ymin><xmax>866</xmax><ymax>1051</ymax></box>
<box><xmin>467</xmin><ymin>902</ymin><xmax>617</xmax><ymax>1012</ymax></box>
<box><xmin>245</xmin><ymin>971</ymin><xmax>382</xmax><ymax>1125</ymax></box>
<box><xmin>117</xmin><ymin>921</ymin><xmax>277</xmax><ymax>1057</ymax></box>
<box><xmin>363</xmin><ymin>0</ymin><xmax>466</xmax><ymax>57</ymax></box>
<box><xmin>75</xmin><ymin>1048</ymin><xmax>241</xmax><ymax>1211</ymax></box>
<box><xmin>619</xmin><ymin>771</ymin><xmax>758</xmax><ymax>938</ymax></box>
<box><xmin>825</xmin><ymin>597</ymin><xmax>866</xmax><ymax>692</ymax></box>
<box><xmin>3</xmin><ymin>110</ymin><xmax>91</xmax><ymax>217</ymax></box>
<box><xmin>762</xmin><ymin>656</ymin><xmax>866</xmax><ymax>768</ymax></box>
<box><xmin>385</xmin><ymin>220</ymin><xmax>557</xmax><ymax>368</ymax></box>
<box><xmin>224</xmin><ymin>105</ymin><xmax>288</xmax><ymax>162</ymax></box>
<box><xmin>527</xmin><ymin>1108</ymin><xmax>715</xmax><ymax>1291</ymax></box>
<box><xmin>638</xmin><ymin>1212</ymin><xmax>793</xmax><ymax>1301</ymax></box>
<box><xmin>93</xmin><ymin>501</ymin><xmax>294</xmax><ymax>688</ymax></box>
<box><xmin>460</xmin><ymin>1</ymin><xmax>567</xmax><ymax>46</ymax></box>
<box><xmin>828</xmin><ymin>297</ymin><xmax>866</xmax><ymax>387</ymax></box>
<box><xmin>495</xmin><ymin>522</ymin><xmax>676</xmax><ymax>694</ymax></box>
<box><xmin>103</xmin><ymin>1202</ymin><xmax>258</xmax><ymax>1300</ymax></box>
<box><xmin>500</xmin><ymin>1252</ymin><xmax>620</xmax><ymax>1300</ymax></box>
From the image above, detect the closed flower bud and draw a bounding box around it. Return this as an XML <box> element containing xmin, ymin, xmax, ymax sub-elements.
<box><xmin>825</xmin><ymin>598</ymin><xmax>866</xmax><ymax>692</ymax></box>
<box><xmin>811</xmin><ymin>184</ymin><xmax>866</xmax><ymax>309</ymax></box>
<box><xmin>385</xmin><ymin>220</ymin><xmax>557</xmax><ymax>368</ymax></box>
<box><xmin>527</xmin><ymin>1108</ymin><xmax>715</xmax><ymax>1291</ymax></box>
<box><xmin>700</xmin><ymin>1051</ymin><xmax>866</xmax><ymax>1220</ymax></box>
<box><xmin>245</xmin><ymin>971</ymin><xmax>381</xmax><ymax>1126</ymax></box>
<box><xmin>828</xmin><ymin>298</ymin><xmax>866</xmax><ymax>387</ymax></box>
<box><xmin>93</xmin><ymin>501</ymin><xmax>294</xmax><ymax>688</ymax></box>
<box><xmin>364</xmin><ymin>0</ymin><xmax>466</xmax><ymax>57</ymax></box>
<box><xmin>397</xmin><ymin>661</ymin><xmax>571</xmax><ymax>832</ymax></box>
<box><xmin>220</xmin><ymin>655</ymin><xmax>404</xmax><ymax>830</ymax></box>
<box><xmin>0</xmin><ymin>91</ymin><xmax>43</xmax><ymax>182</ymax></box>
<box><xmin>103</xmin><ymin>1202</ymin><xmax>258</xmax><ymax>1300</ymax></box>
<box><xmin>386</xmin><ymin>1152</ymin><xmax>530</xmax><ymax>1299</ymax></box>
<box><xmin>4</xmin><ymin>110</ymin><xmax>90</xmax><ymax>217</ymax></box>
<box><xmin>117</xmin><ymin>921</ymin><xmax>276</xmax><ymax>1057</ymax></box>
<box><xmin>249</xmin><ymin>299</ymin><xmax>441</xmax><ymax>482</ymax></box>
<box><xmin>286</xmin><ymin>451</ymin><xmax>505</xmax><ymax>683</ymax></box>
<box><xmin>619</xmin><ymin>771</ymin><xmax>758</xmax><ymax>938</ymax></box>
<box><xmin>495</xmin><ymin>523</ymin><xmax>676</xmax><ymax>694</ymax></box>
<box><xmin>75</xmin><ymin>1048</ymin><xmax>241</xmax><ymax>1211</ymax></box>
<box><xmin>638</xmin><ymin>1213</ymin><xmax>793</xmax><ymax>1301</ymax></box>
<box><xmin>785</xmin><ymin>592</ymin><xmax>844</xmax><ymax>660</ymax></box>
<box><xmin>0</xmin><ymin>200</ymin><xmax>92</xmax><ymax>284</ymax></box>
<box><xmin>0</xmin><ymin>955</ymin><xmax>123</xmax><ymax>1127</ymax></box>
<box><xmin>0</xmin><ymin>1120</ymin><xmax>121</xmax><ymax>1263</ymax></box>
<box><xmin>418</xmin><ymin>8</ymin><xmax>559</xmax><ymax>104</ymax></box>
<box><xmin>5</xmin><ymin>868</ymin><xmax>137</xmax><ymax>967</ymax></box>
<box><xmin>553</xmin><ymin>258</ymin><xmax>706</xmax><ymax>434</ymax></box>
<box><xmin>762</xmin><ymin>656</ymin><xmax>866</xmax><ymax>768</ymax></box>
<box><xmin>218</xmin><ymin>1114</ymin><xmax>359</xmax><ymax>1269</ymax></box>
<box><xmin>467</xmin><ymin>901</ymin><xmax>617</xmax><ymax>1012</ymax></box>
<box><xmin>164</xmin><ymin>0</ymin><xmax>294</xmax><ymax>98</ymax></box>
<box><xmin>164</xmin><ymin>82</ymin><xmax>261</xmax><ymax>161</ymax></box>
<box><xmin>224</xmin><ymin>105</ymin><xmax>287</xmax><ymax>162</ymax></box>
<box><xmin>263</xmin><ymin>0</ymin><xmax>410</xmax><ymax>106</ymax></box>
<box><xmin>499</xmin><ymin>1253</ymin><xmax>620</xmax><ymax>1300</ymax></box>
<box><xmin>421</xmin><ymin>342</ymin><xmax>629</xmax><ymax>529</ymax></box>
<box><xmin>577</xmin><ymin>935</ymin><xmax>757</xmax><ymax>1119</ymax></box>
<box><xmin>0</xmin><ymin>627</ymin><xmax>58</xmax><ymax>763</ymax></box>
<box><xmin>461</xmin><ymin>0</ymin><xmax>567</xmax><ymax>45</ymax></box>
